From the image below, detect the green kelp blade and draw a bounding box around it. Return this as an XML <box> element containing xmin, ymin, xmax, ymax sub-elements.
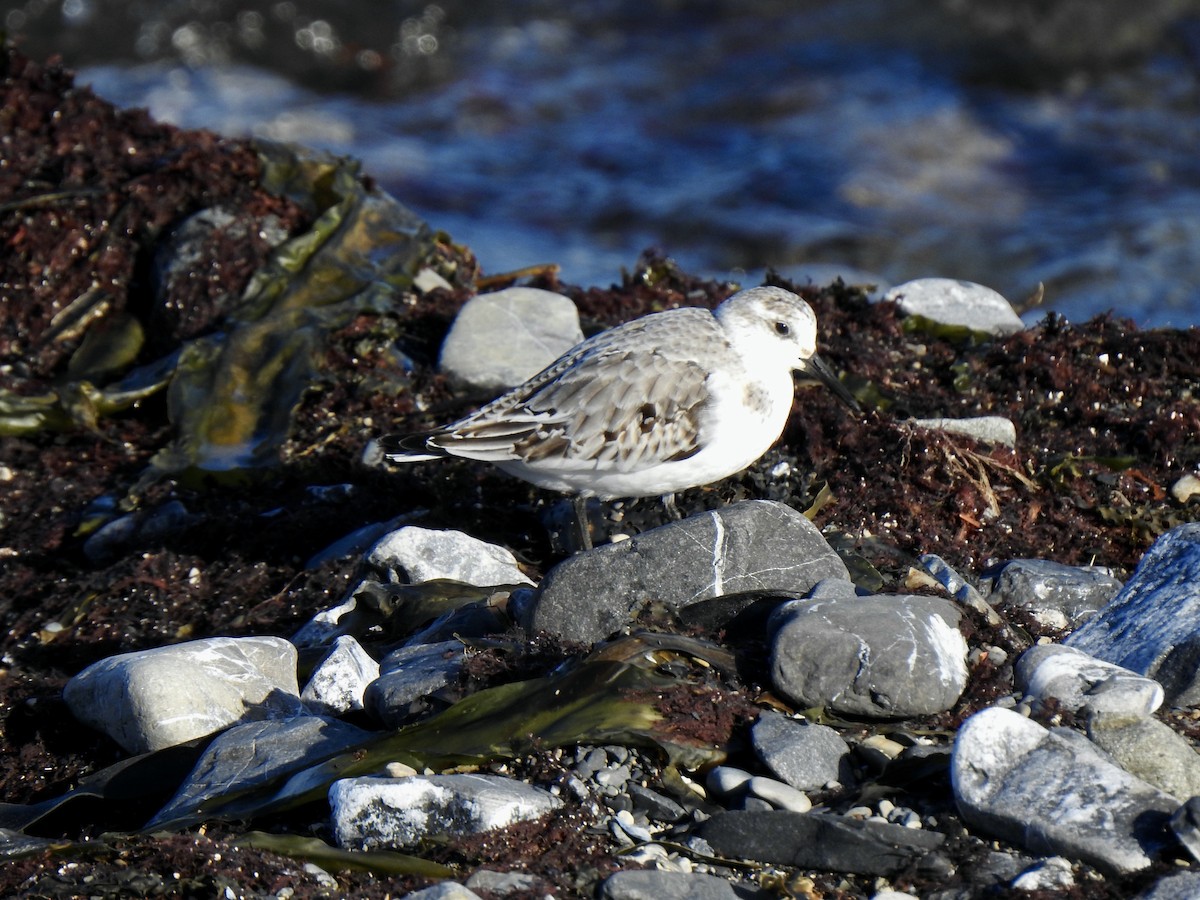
<box><xmin>149</xmin><ymin>142</ymin><xmax>433</xmax><ymax>476</ymax></box>
<box><xmin>235</xmin><ymin>831</ymin><xmax>456</xmax><ymax>878</ymax></box>
<box><xmin>182</xmin><ymin>659</ymin><xmax>686</xmax><ymax>827</ymax></box>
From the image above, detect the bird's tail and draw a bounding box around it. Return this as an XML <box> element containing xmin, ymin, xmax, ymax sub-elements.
<box><xmin>378</xmin><ymin>432</ymin><xmax>447</xmax><ymax>463</ymax></box>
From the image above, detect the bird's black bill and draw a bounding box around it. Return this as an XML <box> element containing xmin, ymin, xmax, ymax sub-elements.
<box><xmin>797</xmin><ymin>354</ymin><xmax>861</xmax><ymax>412</ymax></box>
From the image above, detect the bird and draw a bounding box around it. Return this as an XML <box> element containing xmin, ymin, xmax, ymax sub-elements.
<box><xmin>381</xmin><ymin>285</ymin><xmax>859</xmax><ymax>548</ymax></box>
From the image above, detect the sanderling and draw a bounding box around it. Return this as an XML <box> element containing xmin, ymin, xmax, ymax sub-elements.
<box><xmin>382</xmin><ymin>285</ymin><xmax>858</xmax><ymax>547</ymax></box>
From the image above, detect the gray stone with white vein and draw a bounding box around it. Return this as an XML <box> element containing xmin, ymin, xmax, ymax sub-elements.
<box><xmin>330</xmin><ymin>773</ymin><xmax>562</xmax><ymax>850</ymax></box>
<box><xmin>63</xmin><ymin>636</ymin><xmax>303</xmax><ymax>754</ymax></box>
<box><xmin>769</xmin><ymin>594</ymin><xmax>968</xmax><ymax>718</ymax></box>
<box><xmin>952</xmin><ymin>707</ymin><xmax>1178</xmax><ymax>874</ymax></box>
<box><xmin>438</xmin><ymin>287</ymin><xmax>584</xmax><ymax>392</ymax></box>
<box><xmin>526</xmin><ymin>500</ymin><xmax>848</xmax><ymax>644</ymax></box>
<box><xmin>1066</xmin><ymin>523</ymin><xmax>1200</xmax><ymax>704</ymax></box>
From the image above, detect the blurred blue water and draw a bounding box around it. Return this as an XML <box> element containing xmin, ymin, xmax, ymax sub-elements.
<box><xmin>9</xmin><ymin>0</ymin><xmax>1200</xmax><ymax>326</ymax></box>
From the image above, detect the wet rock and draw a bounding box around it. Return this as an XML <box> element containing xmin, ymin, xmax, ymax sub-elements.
<box><xmin>1066</xmin><ymin>523</ymin><xmax>1200</xmax><ymax>704</ymax></box>
<box><xmin>438</xmin><ymin>287</ymin><xmax>583</xmax><ymax>392</ymax></box>
<box><xmin>698</xmin><ymin>809</ymin><xmax>946</xmax><ymax>876</ymax></box>
<box><xmin>598</xmin><ymin>869</ymin><xmax>752</xmax><ymax>899</ymax></box>
<box><xmin>148</xmin><ymin>715</ymin><xmax>373</xmax><ymax>828</ymax></box>
<box><xmin>1137</xmin><ymin>870</ymin><xmax>1200</xmax><ymax>900</ymax></box>
<box><xmin>1015</xmin><ymin>643</ymin><xmax>1163</xmax><ymax>718</ymax></box>
<box><xmin>909</xmin><ymin>415</ymin><xmax>1017</xmax><ymax>447</ymax></box>
<box><xmin>364</xmin><ymin>640</ymin><xmax>465</xmax><ymax>727</ymax></box>
<box><xmin>366</xmin><ymin>525</ymin><xmax>534</xmax><ymax>587</ymax></box>
<box><xmin>984</xmin><ymin>558</ymin><xmax>1121</xmax><ymax>630</ymax></box>
<box><xmin>527</xmin><ymin>500</ymin><xmax>848</xmax><ymax>644</ymax></box>
<box><xmin>301</xmin><ymin>635</ymin><xmax>380</xmax><ymax>716</ymax></box>
<box><xmin>883</xmin><ymin>277</ymin><xmax>1024</xmax><ymax>335</ymax></box>
<box><xmin>1087</xmin><ymin>712</ymin><xmax>1200</xmax><ymax>801</ymax></box>
<box><xmin>769</xmin><ymin>594</ymin><xmax>968</xmax><ymax>717</ymax></box>
<box><xmin>329</xmin><ymin>773</ymin><xmax>562</xmax><ymax>850</ymax></box>
<box><xmin>751</xmin><ymin>710</ymin><xmax>854</xmax><ymax>791</ymax></box>
<box><xmin>952</xmin><ymin>707</ymin><xmax>1178</xmax><ymax>874</ymax></box>
<box><xmin>63</xmin><ymin>636</ymin><xmax>303</xmax><ymax>754</ymax></box>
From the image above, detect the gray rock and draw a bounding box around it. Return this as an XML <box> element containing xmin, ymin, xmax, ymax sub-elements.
<box><xmin>1066</xmin><ymin>523</ymin><xmax>1200</xmax><ymax>704</ymax></box>
<box><xmin>883</xmin><ymin>277</ymin><xmax>1024</xmax><ymax>335</ymax></box>
<box><xmin>745</xmin><ymin>776</ymin><xmax>811</xmax><ymax>813</ymax></box>
<box><xmin>438</xmin><ymin>287</ymin><xmax>583</xmax><ymax>392</ymax></box>
<box><xmin>1010</xmin><ymin>856</ymin><xmax>1075</xmax><ymax>891</ymax></box>
<box><xmin>1136</xmin><ymin>870</ymin><xmax>1200</xmax><ymax>900</ymax></box>
<box><xmin>598</xmin><ymin>869</ymin><xmax>751</xmax><ymax>900</ymax></box>
<box><xmin>751</xmin><ymin>710</ymin><xmax>854</xmax><ymax>791</ymax></box>
<box><xmin>770</xmin><ymin>594</ymin><xmax>968</xmax><ymax>718</ymax></box>
<box><xmin>148</xmin><ymin>715</ymin><xmax>373</xmax><ymax>828</ymax></box>
<box><xmin>83</xmin><ymin>500</ymin><xmax>195</xmax><ymax>563</ymax></box>
<box><xmin>63</xmin><ymin>636</ymin><xmax>303</xmax><ymax>754</ymax></box>
<box><xmin>464</xmin><ymin>870</ymin><xmax>542</xmax><ymax>896</ymax></box>
<box><xmin>330</xmin><ymin>773</ymin><xmax>562</xmax><ymax>850</ymax></box>
<box><xmin>707</xmin><ymin>766</ymin><xmax>753</xmax><ymax>798</ymax></box>
<box><xmin>1015</xmin><ymin>644</ymin><xmax>1163</xmax><ymax>718</ymax></box>
<box><xmin>909</xmin><ymin>416</ymin><xmax>1017</xmax><ymax>448</ymax></box>
<box><xmin>367</xmin><ymin>525</ymin><xmax>534</xmax><ymax>587</ymax></box>
<box><xmin>985</xmin><ymin>559</ymin><xmax>1121</xmax><ymax>630</ymax></box>
<box><xmin>364</xmin><ymin>640</ymin><xmax>465</xmax><ymax>727</ymax></box>
<box><xmin>1087</xmin><ymin>712</ymin><xmax>1200</xmax><ymax>801</ymax></box>
<box><xmin>698</xmin><ymin>810</ymin><xmax>946</xmax><ymax>876</ymax></box>
<box><xmin>952</xmin><ymin>707</ymin><xmax>1178</xmax><ymax>874</ymax></box>
<box><xmin>301</xmin><ymin>635</ymin><xmax>380</xmax><ymax>716</ymax></box>
<box><xmin>401</xmin><ymin>884</ymin><xmax>484</xmax><ymax>900</ymax></box>
<box><xmin>627</xmin><ymin>783</ymin><xmax>686</xmax><ymax>823</ymax></box>
<box><xmin>527</xmin><ymin>500</ymin><xmax>848</xmax><ymax>644</ymax></box>
<box><xmin>1169</xmin><ymin>798</ymin><xmax>1200</xmax><ymax>865</ymax></box>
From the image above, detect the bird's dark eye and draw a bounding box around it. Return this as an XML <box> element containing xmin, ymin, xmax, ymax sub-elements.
<box><xmin>774</xmin><ymin>321</ymin><xmax>790</xmax><ymax>336</ymax></box>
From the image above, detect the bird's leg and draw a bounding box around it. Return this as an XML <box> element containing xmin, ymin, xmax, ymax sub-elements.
<box><xmin>573</xmin><ymin>495</ymin><xmax>593</xmax><ymax>551</ymax></box>
<box><xmin>661</xmin><ymin>492</ymin><xmax>681</xmax><ymax>521</ymax></box>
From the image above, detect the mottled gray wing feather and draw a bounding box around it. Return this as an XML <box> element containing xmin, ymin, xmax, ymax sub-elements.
<box><xmin>427</xmin><ymin>310</ymin><xmax>719</xmax><ymax>469</ymax></box>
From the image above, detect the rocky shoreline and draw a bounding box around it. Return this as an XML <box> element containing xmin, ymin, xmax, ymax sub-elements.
<box><xmin>3</xmin><ymin>46</ymin><xmax>1200</xmax><ymax>899</ymax></box>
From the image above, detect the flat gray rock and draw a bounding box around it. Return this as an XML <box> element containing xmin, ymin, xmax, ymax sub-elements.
<box><xmin>1136</xmin><ymin>870</ymin><xmax>1200</xmax><ymax>900</ymax></box>
<box><xmin>909</xmin><ymin>415</ymin><xmax>1016</xmax><ymax>447</ymax></box>
<box><xmin>769</xmin><ymin>594</ymin><xmax>967</xmax><ymax>717</ymax></box>
<box><xmin>751</xmin><ymin>710</ymin><xmax>854</xmax><ymax>791</ymax></box>
<box><xmin>1066</xmin><ymin>523</ymin><xmax>1200</xmax><ymax>704</ymax></box>
<box><xmin>526</xmin><ymin>500</ymin><xmax>848</xmax><ymax>644</ymax></box>
<box><xmin>364</xmin><ymin>640</ymin><xmax>465</xmax><ymax>727</ymax></box>
<box><xmin>148</xmin><ymin>715</ymin><xmax>373</xmax><ymax>828</ymax></box>
<box><xmin>598</xmin><ymin>869</ymin><xmax>752</xmax><ymax>900</ymax></box>
<box><xmin>438</xmin><ymin>287</ymin><xmax>583</xmax><ymax>392</ymax></box>
<box><xmin>985</xmin><ymin>558</ymin><xmax>1121</xmax><ymax>630</ymax></box>
<box><xmin>698</xmin><ymin>810</ymin><xmax>945</xmax><ymax>876</ymax></box>
<box><xmin>301</xmin><ymin>634</ymin><xmax>380</xmax><ymax>716</ymax></box>
<box><xmin>1015</xmin><ymin>643</ymin><xmax>1163</xmax><ymax>718</ymax></box>
<box><xmin>402</xmin><ymin>884</ymin><xmax>484</xmax><ymax>900</ymax></box>
<box><xmin>63</xmin><ymin>636</ymin><xmax>303</xmax><ymax>754</ymax></box>
<box><xmin>883</xmin><ymin>277</ymin><xmax>1024</xmax><ymax>335</ymax></box>
<box><xmin>952</xmin><ymin>707</ymin><xmax>1178</xmax><ymax>874</ymax></box>
<box><xmin>330</xmin><ymin>773</ymin><xmax>562</xmax><ymax>850</ymax></box>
